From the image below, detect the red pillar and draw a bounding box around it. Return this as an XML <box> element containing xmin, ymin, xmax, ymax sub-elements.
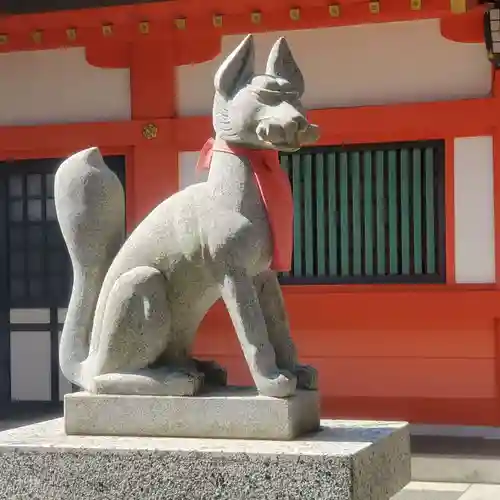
<box><xmin>127</xmin><ymin>38</ymin><xmax>178</xmax><ymax>229</ymax></box>
<box><xmin>490</xmin><ymin>68</ymin><xmax>500</xmax><ymax>423</ymax></box>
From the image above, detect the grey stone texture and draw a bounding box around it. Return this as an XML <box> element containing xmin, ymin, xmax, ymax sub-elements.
<box><xmin>54</xmin><ymin>33</ymin><xmax>320</xmax><ymax>400</ymax></box>
<box><xmin>64</xmin><ymin>388</ymin><xmax>320</xmax><ymax>440</ymax></box>
<box><xmin>0</xmin><ymin>419</ymin><xmax>410</xmax><ymax>500</ymax></box>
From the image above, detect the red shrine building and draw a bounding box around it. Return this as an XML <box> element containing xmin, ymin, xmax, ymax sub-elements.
<box><xmin>1</xmin><ymin>0</ymin><xmax>500</xmax><ymax>427</ymax></box>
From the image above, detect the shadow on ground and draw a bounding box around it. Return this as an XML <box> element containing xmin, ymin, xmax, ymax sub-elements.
<box><xmin>0</xmin><ymin>402</ymin><xmax>63</xmax><ymax>431</ymax></box>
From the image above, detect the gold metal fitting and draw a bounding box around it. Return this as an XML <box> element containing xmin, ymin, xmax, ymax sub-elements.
<box><xmin>174</xmin><ymin>17</ymin><xmax>187</xmax><ymax>30</ymax></box>
<box><xmin>142</xmin><ymin>123</ymin><xmax>158</xmax><ymax>140</ymax></box>
<box><xmin>31</xmin><ymin>30</ymin><xmax>43</xmax><ymax>44</ymax></box>
<box><xmin>213</xmin><ymin>14</ymin><xmax>223</xmax><ymax>27</ymax></box>
<box><xmin>369</xmin><ymin>1</ymin><xmax>380</xmax><ymax>14</ymax></box>
<box><xmin>0</xmin><ymin>34</ymin><xmax>7</xmax><ymax>45</ymax></box>
<box><xmin>410</xmin><ymin>0</ymin><xmax>422</xmax><ymax>10</ymax></box>
<box><xmin>329</xmin><ymin>4</ymin><xmax>340</xmax><ymax>17</ymax></box>
<box><xmin>450</xmin><ymin>0</ymin><xmax>467</xmax><ymax>14</ymax></box>
<box><xmin>139</xmin><ymin>21</ymin><xmax>150</xmax><ymax>34</ymax></box>
<box><xmin>66</xmin><ymin>28</ymin><xmax>77</xmax><ymax>41</ymax></box>
<box><xmin>251</xmin><ymin>11</ymin><xmax>262</xmax><ymax>24</ymax></box>
<box><xmin>289</xmin><ymin>8</ymin><xmax>301</xmax><ymax>21</ymax></box>
<box><xmin>102</xmin><ymin>24</ymin><xmax>114</xmax><ymax>36</ymax></box>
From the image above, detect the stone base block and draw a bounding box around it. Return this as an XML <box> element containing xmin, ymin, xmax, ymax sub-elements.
<box><xmin>0</xmin><ymin>418</ymin><xmax>410</xmax><ymax>500</ymax></box>
<box><xmin>64</xmin><ymin>387</ymin><xmax>320</xmax><ymax>440</ymax></box>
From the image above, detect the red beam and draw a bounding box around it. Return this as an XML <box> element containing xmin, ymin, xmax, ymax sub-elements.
<box><xmin>0</xmin><ymin>118</ymin><xmax>174</xmax><ymax>159</ymax></box>
<box><xmin>0</xmin><ymin>96</ymin><xmax>496</xmax><ymax>159</ymax></box>
<box><xmin>176</xmin><ymin>98</ymin><xmax>499</xmax><ymax>151</ymax></box>
<box><xmin>0</xmin><ymin>0</ymin><xmax>483</xmax><ymax>55</ymax></box>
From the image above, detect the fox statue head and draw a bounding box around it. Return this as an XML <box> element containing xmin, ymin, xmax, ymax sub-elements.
<box><xmin>213</xmin><ymin>34</ymin><xmax>320</xmax><ymax>152</ymax></box>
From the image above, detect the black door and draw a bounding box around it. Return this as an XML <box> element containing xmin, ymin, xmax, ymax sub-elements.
<box><xmin>0</xmin><ymin>155</ymin><xmax>125</xmax><ymax>403</ymax></box>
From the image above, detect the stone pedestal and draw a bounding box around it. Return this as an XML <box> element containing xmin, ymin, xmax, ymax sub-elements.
<box><xmin>0</xmin><ymin>418</ymin><xmax>410</xmax><ymax>500</ymax></box>
<box><xmin>64</xmin><ymin>388</ymin><xmax>320</xmax><ymax>440</ymax></box>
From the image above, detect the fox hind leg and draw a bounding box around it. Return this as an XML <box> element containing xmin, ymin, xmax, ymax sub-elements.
<box><xmin>87</xmin><ymin>266</ymin><xmax>204</xmax><ymax>396</ymax></box>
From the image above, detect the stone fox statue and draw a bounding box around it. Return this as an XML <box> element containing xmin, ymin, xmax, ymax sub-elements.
<box><xmin>55</xmin><ymin>34</ymin><xmax>320</xmax><ymax>398</ymax></box>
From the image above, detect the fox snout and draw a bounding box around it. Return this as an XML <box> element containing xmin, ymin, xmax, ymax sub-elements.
<box><xmin>256</xmin><ymin>117</ymin><xmax>320</xmax><ymax>150</ymax></box>
<box><xmin>298</xmin><ymin>123</ymin><xmax>320</xmax><ymax>145</ymax></box>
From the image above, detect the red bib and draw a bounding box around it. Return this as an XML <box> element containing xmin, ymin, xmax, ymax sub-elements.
<box><xmin>196</xmin><ymin>138</ymin><xmax>293</xmax><ymax>272</ymax></box>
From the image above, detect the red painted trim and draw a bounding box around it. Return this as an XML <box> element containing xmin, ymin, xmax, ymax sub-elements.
<box><xmin>282</xmin><ymin>283</ymin><xmax>497</xmax><ymax>294</ymax></box>
<box><xmin>492</xmin><ymin>72</ymin><xmax>500</xmax><ymax>287</ymax></box>
<box><xmin>0</xmin><ymin>119</ymin><xmax>174</xmax><ymax>158</ymax></box>
<box><xmin>5</xmin><ymin>98</ymin><xmax>493</xmax><ymax>156</ymax></box>
<box><xmin>130</xmin><ymin>40</ymin><xmax>175</xmax><ymax>120</ymax></box>
<box><xmin>128</xmin><ymin>39</ymin><xmax>178</xmax><ymax>227</ymax></box>
<box><xmin>445</xmin><ymin>138</ymin><xmax>456</xmax><ymax>284</ymax></box>
<box><xmin>494</xmin><ymin>67</ymin><xmax>500</xmax><ymax>98</ymax></box>
<box><xmin>128</xmin><ymin>146</ymin><xmax>178</xmax><ymax>226</ymax></box>
<box><xmin>124</xmin><ymin>150</ymin><xmax>136</xmax><ymax>233</ymax></box>
<box><xmin>440</xmin><ymin>8</ymin><xmax>485</xmax><ymax>44</ymax></box>
<box><xmin>0</xmin><ymin>146</ymin><xmax>130</xmax><ymax>162</ymax></box>
<box><xmin>1</xmin><ymin>97</ymin><xmax>495</xmax><ymax>158</ymax></box>
<box><xmin>493</xmin><ymin>130</ymin><xmax>500</xmax><ymax>286</ymax></box>
<box><xmin>200</xmin><ymin>288</ymin><xmax>500</xmax><ymax>329</ymax></box>
<box><xmin>174</xmin><ymin>34</ymin><xmax>221</xmax><ymax>66</ymax></box>
<box><xmin>0</xmin><ymin>0</ymin><xmax>482</xmax><ymax>55</ymax></box>
<box><xmin>85</xmin><ymin>42</ymin><xmax>130</xmax><ymax>68</ymax></box>
<box><xmin>494</xmin><ymin>319</ymin><xmax>500</xmax><ymax>415</ymax></box>
<box><xmin>308</xmin><ymin>100</ymin><xmax>498</xmax><ymax>144</ymax></box>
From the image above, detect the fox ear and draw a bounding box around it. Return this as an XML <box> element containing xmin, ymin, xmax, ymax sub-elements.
<box><xmin>265</xmin><ymin>37</ymin><xmax>304</xmax><ymax>97</ymax></box>
<box><xmin>214</xmin><ymin>34</ymin><xmax>255</xmax><ymax>98</ymax></box>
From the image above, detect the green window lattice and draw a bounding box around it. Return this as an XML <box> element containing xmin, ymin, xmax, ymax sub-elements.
<box><xmin>279</xmin><ymin>141</ymin><xmax>446</xmax><ymax>284</ymax></box>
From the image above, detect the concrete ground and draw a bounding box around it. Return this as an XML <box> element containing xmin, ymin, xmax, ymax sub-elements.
<box><xmin>393</xmin><ymin>483</ymin><xmax>500</xmax><ymax>499</ymax></box>
<box><xmin>392</xmin><ymin>427</ymin><xmax>500</xmax><ymax>499</ymax></box>
<box><xmin>2</xmin><ymin>405</ymin><xmax>500</xmax><ymax>499</ymax></box>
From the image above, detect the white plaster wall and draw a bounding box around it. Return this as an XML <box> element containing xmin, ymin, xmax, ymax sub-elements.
<box><xmin>10</xmin><ymin>308</ymin><xmax>49</xmax><ymax>324</ymax></box>
<box><xmin>176</xmin><ymin>19</ymin><xmax>491</xmax><ymax>116</ymax></box>
<box><xmin>8</xmin><ymin>308</ymin><xmax>72</xmax><ymax>401</ymax></box>
<box><xmin>10</xmin><ymin>330</ymin><xmax>51</xmax><ymax>401</ymax></box>
<box><xmin>58</xmin><ymin>329</ymin><xmax>73</xmax><ymax>401</ymax></box>
<box><xmin>454</xmin><ymin>136</ymin><xmax>496</xmax><ymax>283</ymax></box>
<box><xmin>178</xmin><ymin>151</ymin><xmax>207</xmax><ymax>190</ymax></box>
<box><xmin>0</xmin><ymin>48</ymin><xmax>131</xmax><ymax>126</ymax></box>
<box><xmin>57</xmin><ymin>309</ymin><xmax>73</xmax><ymax>401</ymax></box>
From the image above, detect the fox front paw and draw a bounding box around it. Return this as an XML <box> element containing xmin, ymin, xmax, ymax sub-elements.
<box><xmin>255</xmin><ymin>370</ymin><xmax>297</xmax><ymax>398</ymax></box>
<box><xmin>293</xmin><ymin>364</ymin><xmax>318</xmax><ymax>390</ymax></box>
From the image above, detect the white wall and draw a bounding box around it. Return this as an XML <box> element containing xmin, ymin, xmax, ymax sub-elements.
<box><xmin>10</xmin><ymin>307</ymin><xmax>52</xmax><ymax>401</ymax></box>
<box><xmin>59</xmin><ymin>329</ymin><xmax>73</xmax><ymax>400</ymax></box>
<box><xmin>9</xmin><ymin>308</ymin><xmax>73</xmax><ymax>402</ymax></box>
<box><xmin>454</xmin><ymin>136</ymin><xmax>496</xmax><ymax>283</ymax></box>
<box><xmin>178</xmin><ymin>151</ymin><xmax>207</xmax><ymax>190</ymax></box>
<box><xmin>10</xmin><ymin>330</ymin><xmax>52</xmax><ymax>401</ymax></box>
<box><xmin>176</xmin><ymin>19</ymin><xmax>491</xmax><ymax>116</ymax></box>
<box><xmin>0</xmin><ymin>48</ymin><xmax>131</xmax><ymax>126</ymax></box>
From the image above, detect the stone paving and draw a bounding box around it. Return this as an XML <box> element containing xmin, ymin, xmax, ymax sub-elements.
<box><xmin>393</xmin><ymin>482</ymin><xmax>500</xmax><ymax>500</ymax></box>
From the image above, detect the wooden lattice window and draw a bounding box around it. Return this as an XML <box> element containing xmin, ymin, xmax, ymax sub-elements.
<box><xmin>279</xmin><ymin>141</ymin><xmax>446</xmax><ymax>284</ymax></box>
<box><xmin>0</xmin><ymin>156</ymin><xmax>126</xmax><ymax>308</ymax></box>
